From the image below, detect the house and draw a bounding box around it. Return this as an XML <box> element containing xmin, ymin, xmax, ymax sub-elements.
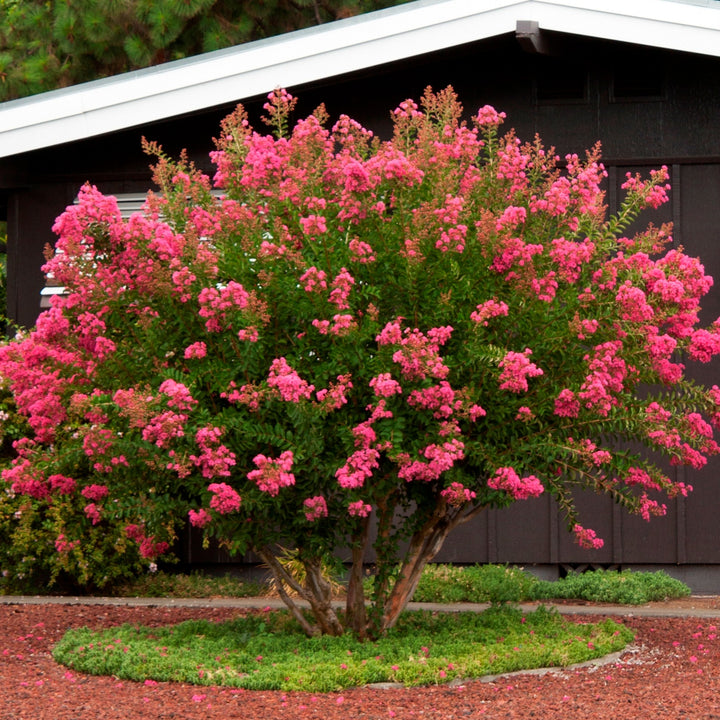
<box><xmin>1</xmin><ymin>0</ymin><xmax>720</xmax><ymax>587</ymax></box>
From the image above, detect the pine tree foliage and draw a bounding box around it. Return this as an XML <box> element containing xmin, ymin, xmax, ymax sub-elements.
<box><xmin>0</xmin><ymin>0</ymin><xmax>409</xmax><ymax>101</ymax></box>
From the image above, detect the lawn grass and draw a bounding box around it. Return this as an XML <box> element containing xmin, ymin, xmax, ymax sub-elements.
<box><xmin>52</xmin><ymin>604</ymin><xmax>634</xmax><ymax>692</ymax></box>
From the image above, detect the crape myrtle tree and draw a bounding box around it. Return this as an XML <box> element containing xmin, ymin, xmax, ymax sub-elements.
<box><xmin>1</xmin><ymin>87</ymin><xmax>720</xmax><ymax>639</ymax></box>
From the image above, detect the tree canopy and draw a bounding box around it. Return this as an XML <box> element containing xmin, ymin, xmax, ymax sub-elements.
<box><xmin>0</xmin><ymin>0</ymin><xmax>409</xmax><ymax>101</ymax></box>
<box><xmin>2</xmin><ymin>88</ymin><xmax>719</xmax><ymax>639</ymax></box>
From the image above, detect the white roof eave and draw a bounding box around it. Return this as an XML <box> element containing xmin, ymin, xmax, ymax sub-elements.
<box><xmin>0</xmin><ymin>0</ymin><xmax>719</xmax><ymax>159</ymax></box>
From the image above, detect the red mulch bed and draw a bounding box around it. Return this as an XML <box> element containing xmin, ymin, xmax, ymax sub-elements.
<box><xmin>3</xmin><ymin>601</ymin><xmax>720</xmax><ymax>719</ymax></box>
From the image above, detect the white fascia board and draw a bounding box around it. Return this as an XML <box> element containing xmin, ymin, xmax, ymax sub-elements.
<box><xmin>530</xmin><ymin>0</ymin><xmax>720</xmax><ymax>55</ymax></box>
<box><xmin>0</xmin><ymin>0</ymin><xmax>719</xmax><ymax>159</ymax></box>
<box><xmin>0</xmin><ymin>0</ymin><xmax>520</xmax><ymax>158</ymax></box>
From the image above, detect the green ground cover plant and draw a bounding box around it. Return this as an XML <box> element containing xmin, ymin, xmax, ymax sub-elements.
<box><xmin>52</xmin><ymin>605</ymin><xmax>634</xmax><ymax>691</ymax></box>
<box><xmin>411</xmin><ymin>564</ymin><xmax>691</xmax><ymax>605</ymax></box>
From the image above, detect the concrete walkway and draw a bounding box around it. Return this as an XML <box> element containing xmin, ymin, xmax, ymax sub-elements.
<box><xmin>3</xmin><ymin>594</ymin><xmax>720</xmax><ymax>618</ymax></box>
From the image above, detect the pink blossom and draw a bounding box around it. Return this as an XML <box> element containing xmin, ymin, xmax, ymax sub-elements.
<box><xmin>142</xmin><ymin>411</ymin><xmax>188</xmax><ymax>448</ymax></box>
<box><xmin>470</xmin><ymin>298</ymin><xmax>509</xmax><ymax>326</ymax></box>
<box><xmin>267</xmin><ymin>357</ymin><xmax>315</xmax><ymax>402</ymax></box>
<box><xmin>238</xmin><ymin>326</ymin><xmax>259</xmax><ymax>342</ymax></box>
<box><xmin>407</xmin><ymin>382</ymin><xmax>456</xmax><ymax>418</ymax></box>
<box><xmin>348</xmin><ymin>500</ymin><xmax>372</xmax><ymax>517</ymax></box>
<box><xmin>55</xmin><ymin>534</ymin><xmax>79</xmax><ymax>553</ymax></box>
<box><xmin>348</xmin><ymin>238</ymin><xmax>376</xmax><ymax>263</ymax></box>
<box><xmin>573</xmin><ymin>523</ymin><xmax>604</xmax><ymax>550</ymax></box>
<box><xmin>550</xmin><ymin>237</ymin><xmax>595</xmax><ymax>283</ymax></box>
<box><xmin>248</xmin><ymin>451</ymin><xmax>295</xmax><ymax>496</ymax></box>
<box><xmin>184</xmin><ymin>341</ymin><xmax>207</xmax><ymax>359</ymax></box>
<box><xmin>475</xmin><ymin>105</ymin><xmax>506</xmax><ymax>127</ymax></box>
<box><xmin>208</xmin><ymin>482</ymin><xmax>241</xmax><ymax>514</ymax></box>
<box><xmin>84</xmin><ymin>503</ymin><xmax>102</xmax><ymax>525</ymax></box>
<box><xmin>488</xmin><ymin>467</ymin><xmax>544</xmax><ymax>500</ymax></box>
<box><xmin>81</xmin><ymin>484</ymin><xmax>109</xmax><ymax>502</ymax></box>
<box><xmin>139</xmin><ymin>537</ymin><xmax>169</xmax><ymax>559</ymax></box>
<box><xmin>48</xmin><ymin>474</ymin><xmax>77</xmax><ymax>495</ymax></box>
<box><xmin>316</xmin><ymin>374</ymin><xmax>353</xmax><ymax>410</ymax></box>
<box><xmin>299</xmin><ymin>214</ymin><xmax>327</xmax><ymax>235</ymax></box>
<box><xmin>369</xmin><ymin>373</ymin><xmax>402</xmax><ymax>398</ymax></box>
<box><xmin>299</xmin><ymin>267</ymin><xmax>328</xmax><ymax>293</ymax></box>
<box><xmin>688</xmin><ymin>329</ymin><xmax>720</xmax><ymax>363</ymax></box>
<box><xmin>303</xmin><ymin>496</ymin><xmax>328</xmax><ymax>521</ymax></box>
<box><xmin>191</xmin><ymin>426</ymin><xmax>236</xmax><ymax>478</ymax></box>
<box><xmin>330</xmin><ymin>314</ymin><xmax>356</xmax><ymax>336</ymax></box>
<box><xmin>328</xmin><ymin>268</ymin><xmax>355</xmax><ymax>309</ymax></box>
<box><xmin>441</xmin><ymin>482</ymin><xmax>477</xmax><ymax>507</ymax></box>
<box><xmin>516</xmin><ymin>406</ymin><xmax>534</xmax><ymax>421</ymax></box>
<box><xmin>188</xmin><ymin>508</ymin><xmax>212</xmax><ymax>528</ymax></box>
<box><xmin>397</xmin><ymin>438</ymin><xmax>464</xmax><ymax>482</ymax></box>
<box><xmin>336</xmin><ymin>448</ymin><xmax>380</xmax><ymax>489</ymax></box>
<box><xmin>498</xmin><ymin>349</ymin><xmax>543</xmax><ymax>393</ymax></box>
<box><xmin>491</xmin><ymin>237</ymin><xmax>542</xmax><ymax>275</ymax></box>
<box><xmin>496</xmin><ymin>205</ymin><xmax>526</xmax><ymax>231</ymax></box>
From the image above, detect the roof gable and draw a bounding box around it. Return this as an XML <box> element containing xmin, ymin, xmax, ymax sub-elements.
<box><xmin>1</xmin><ymin>0</ymin><xmax>719</xmax><ymax>159</ymax></box>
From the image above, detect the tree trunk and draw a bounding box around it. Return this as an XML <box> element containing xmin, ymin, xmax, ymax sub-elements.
<box><xmin>345</xmin><ymin>516</ymin><xmax>370</xmax><ymax>639</ymax></box>
<box><xmin>303</xmin><ymin>557</ymin><xmax>345</xmax><ymax>636</ymax></box>
<box><xmin>375</xmin><ymin>502</ymin><xmax>487</xmax><ymax>636</ymax></box>
<box><xmin>256</xmin><ymin>546</ymin><xmax>321</xmax><ymax>637</ymax></box>
<box><xmin>257</xmin><ymin>546</ymin><xmax>344</xmax><ymax>637</ymax></box>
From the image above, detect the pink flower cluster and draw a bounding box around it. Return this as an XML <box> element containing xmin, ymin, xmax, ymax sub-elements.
<box><xmin>328</xmin><ymin>268</ymin><xmax>355</xmax><ymax>309</ymax></box>
<box><xmin>316</xmin><ymin>374</ymin><xmax>353</xmax><ymax>411</ymax></box>
<box><xmin>55</xmin><ymin>534</ymin><xmax>79</xmax><ymax>554</ymax></box>
<box><xmin>440</xmin><ymin>482</ymin><xmax>477</xmax><ymax>507</ymax></box>
<box><xmin>498</xmin><ymin>349</ymin><xmax>543</xmax><ymax>393</ymax></box>
<box><xmin>197</xmin><ymin>281</ymin><xmax>253</xmax><ymax>332</ymax></box>
<box><xmin>578</xmin><ymin>341</ymin><xmax>628</xmax><ymax>416</ymax></box>
<box><xmin>188</xmin><ymin>508</ymin><xmax>212</xmax><ymax>527</ymax></box>
<box><xmin>84</xmin><ymin>503</ymin><xmax>102</xmax><ymax>525</ymax></box>
<box><xmin>347</xmin><ymin>500</ymin><xmax>372</xmax><ymax>517</ymax></box>
<box><xmin>407</xmin><ymin>381</ymin><xmax>457</xmax><ymax>419</ymax></box>
<box><xmin>267</xmin><ymin>357</ymin><xmax>315</xmax><ymax>402</ymax></box>
<box><xmin>376</xmin><ymin>321</ymin><xmax>452</xmax><ymax>381</ymax></box>
<box><xmin>190</xmin><ymin>426</ymin><xmax>236</xmax><ymax>479</ymax></box>
<box><xmin>81</xmin><ymin>484</ymin><xmax>109</xmax><ymax>501</ymax></box>
<box><xmin>554</xmin><ymin>388</ymin><xmax>580</xmax><ymax>418</ymax></box>
<box><xmin>184</xmin><ymin>341</ymin><xmax>207</xmax><ymax>359</ymax></box>
<box><xmin>158</xmin><ymin>379</ymin><xmax>197</xmax><ymax>411</ymax></box>
<box><xmin>622</xmin><ymin>166</ymin><xmax>671</xmax><ymax>209</ymax></box>
<box><xmin>549</xmin><ymin>237</ymin><xmax>595</xmax><ymax>283</ymax></box>
<box><xmin>208</xmin><ymin>482</ymin><xmax>241</xmax><ymax>514</ymax></box>
<box><xmin>573</xmin><ymin>524</ymin><xmax>604</xmax><ymax>550</ymax></box>
<box><xmin>475</xmin><ymin>105</ymin><xmax>506</xmax><ymax>127</ymax></box>
<box><xmin>299</xmin><ymin>214</ymin><xmax>327</xmax><ymax>236</ymax></box>
<box><xmin>335</xmin><ymin>402</ymin><xmax>391</xmax><ymax>489</ymax></box>
<box><xmin>247</xmin><ymin>451</ymin><xmax>295</xmax><ymax>496</ymax></box>
<box><xmin>299</xmin><ymin>266</ymin><xmax>328</xmax><ymax>293</ymax></box>
<box><xmin>487</xmin><ymin>467</ymin><xmax>544</xmax><ymax>500</ymax></box>
<box><xmin>369</xmin><ymin>373</ymin><xmax>402</xmax><ymax>398</ymax></box>
<box><xmin>48</xmin><ymin>474</ymin><xmax>76</xmax><ymax>495</ymax></box>
<box><xmin>397</xmin><ymin>438</ymin><xmax>465</xmax><ymax>483</ymax></box>
<box><xmin>142</xmin><ymin>411</ymin><xmax>187</xmax><ymax>448</ymax></box>
<box><xmin>303</xmin><ymin>495</ymin><xmax>328</xmax><ymax>522</ymax></box>
<box><xmin>470</xmin><ymin>298</ymin><xmax>509</xmax><ymax>326</ymax></box>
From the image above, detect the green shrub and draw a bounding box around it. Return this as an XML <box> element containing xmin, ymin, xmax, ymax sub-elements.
<box><xmin>533</xmin><ymin>568</ymin><xmax>691</xmax><ymax>604</ymax></box>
